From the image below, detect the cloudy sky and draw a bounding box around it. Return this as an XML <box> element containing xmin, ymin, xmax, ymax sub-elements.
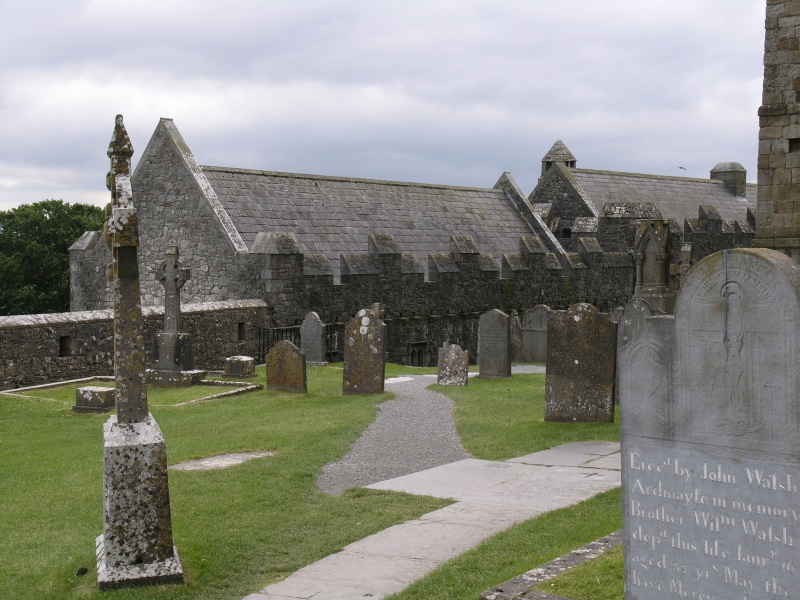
<box><xmin>0</xmin><ymin>0</ymin><xmax>765</xmax><ymax>211</ymax></box>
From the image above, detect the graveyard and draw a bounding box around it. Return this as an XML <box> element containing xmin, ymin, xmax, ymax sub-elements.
<box><xmin>0</xmin><ymin>361</ymin><xmax>621</xmax><ymax>599</ymax></box>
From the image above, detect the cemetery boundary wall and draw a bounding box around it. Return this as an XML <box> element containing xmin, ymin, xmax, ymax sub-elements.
<box><xmin>0</xmin><ymin>300</ymin><xmax>268</xmax><ymax>389</ymax></box>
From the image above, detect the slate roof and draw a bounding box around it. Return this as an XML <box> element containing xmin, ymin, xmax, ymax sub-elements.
<box><xmin>201</xmin><ymin>167</ymin><xmax>534</xmax><ymax>277</ymax></box>
<box><xmin>568</xmin><ymin>169</ymin><xmax>755</xmax><ymax>224</ymax></box>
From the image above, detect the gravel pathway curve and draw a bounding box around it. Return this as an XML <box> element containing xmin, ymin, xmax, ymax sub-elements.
<box><xmin>317</xmin><ymin>375</ymin><xmax>471</xmax><ymax>495</ymax></box>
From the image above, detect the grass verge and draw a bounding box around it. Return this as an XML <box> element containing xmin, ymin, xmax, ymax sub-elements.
<box><xmin>0</xmin><ymin>365</ymin><xmax>450</xmax><ymax>599</ymax></box>
<box><xmin>388</xmin><ymin>487</ymin><xmax>622</xmax><ymax>600</ymax></box>
<box><xmin>536</xmin><ymin>544</ymin><xmax>623</xmax><ymax>600</ymax></box>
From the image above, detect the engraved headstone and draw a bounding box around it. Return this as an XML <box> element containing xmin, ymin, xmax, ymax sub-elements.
<box><xmin>300</xmin><ymin>311</ymin><xmax>326</xmax><ymax>365</ymax></box>
<box><xmin>621</xmin><ymin>248</ymin><xmax>800</xmax><ymax>598</ymax></box>
<box><xmin>477</xmin><ymin>309</ymin><xmax>511</xmax><ymax>378</ymax></box>
<box><xmin>266</xmin><ymin>340</ymin><xmax>307</xmax><ymax>393</ymax></box>
<box><xmin>343</xmin><ymin>306</ymin><xmax>386</xmax><ymax>394</ymax></box>
<box><xmin>510</xmin><ymin>312</ymin><xmax>523</xmax><ymax>363</ymax></box>
<box><xmin>148</xmin><ymin>246</ymin><xmax>205</xmax><ymax>386</ymax></box>
<box><xmin>437</xmin><ymin>343</ymin><xmax>469</xmax><ymax>386</ymax></box>
<box><xmin>96</xmin><ymin>115</ymin><xmax>183</xmax><ymax>589</ymax></box>
<box><xmin>521</xmin><ymin>305</ymin><xmax>554</xmax><ymax>363</ymax></box>
<box><xmin>545</xmin><ymin>303</ymin><xmax>615</xmax><ymax>422</ymax></box>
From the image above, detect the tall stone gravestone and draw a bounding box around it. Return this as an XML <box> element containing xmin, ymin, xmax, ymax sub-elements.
<box><xmin>621</xmin><ymin>248</ymin><xmax>800</xmax><ymax>598</ymax></box>
<box><xmin>477</xmin><ymin>309</ymin><xmax>511</xmax><ymax>378</ymax></box>
<box><xmin>343</xmin><ymin>306</ymin><xmax>386</xmax><ymax>394</ymax></box>
<box><xmin>96</xmin><ymin>115</ymin><xmax>183</xmax><ymax>588</ymax></box>
<box><xmin>300</xmin><ymin>311</ymin><xmax>326</xmax><ymax>365</ymax></box>
<box><xmin>521</xmin><ymin>305</ymin><xmax>554</xmax><ymax>363</ymax></box>
<box><xmin>510</xmin><ymin>312</ymin><xmax>523</xmax><ymax>363</ymax></box>
<box><xmin>266</xmin><ymin>340</ymin><xmax>307</xmax><ymax>393</ymax></box>
<box><xmin>545</xmin><ymin>303</ymin><xmax>615</xmax><ymax>422</ymax></box>
<box><xmin>437</xmin><ymin>343</ymin><xmax>469</xmax><ymax>386</ymax></box>
<box><xmin>148</xmin><ymin>246</ymin><xmax>205</xmax><ymax>386</ymax></box>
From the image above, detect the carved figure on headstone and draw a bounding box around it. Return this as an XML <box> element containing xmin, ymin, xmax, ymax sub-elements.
<box><xmin>96</xmin><ymin>115</ymin><xmax>183</xmax><ymax>589</ymax></box>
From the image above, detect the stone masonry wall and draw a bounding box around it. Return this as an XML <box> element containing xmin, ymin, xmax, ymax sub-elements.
<box><xmin>0</xmin><ymin>300</ymin><xmax>268</xmax><ymax>389</ymax></box>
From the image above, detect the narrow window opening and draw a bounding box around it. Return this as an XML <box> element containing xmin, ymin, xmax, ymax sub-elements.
<box><xmin>237</xmin><ymin>322</ymin><xmax>246</xmax><ymax>341</ymax></box>
<box><xmin>561</xmin><ymin>228</ymin><xmax>572</xmax><ymax>238</ymax></box>
<box><xmin>59</xmin><ymin>336</ymin><xmax>72</xmax><ymax>357</ymax></box>
<box><xmin>790</xmin><ymin>138</ymin><xmax>800</xmax><ymax>153</ymax></box>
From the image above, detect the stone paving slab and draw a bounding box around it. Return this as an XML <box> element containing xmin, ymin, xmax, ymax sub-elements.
<box><xmin>245</xmin><ymin>442</ymin><xmax>620</xmax><ymax>600</ymax></box>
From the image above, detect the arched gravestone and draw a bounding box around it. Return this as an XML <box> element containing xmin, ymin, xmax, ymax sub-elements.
<box><xmin>343</xmin><ymin>307</ymin><xmax>386</xmax><ymax>394</ymax></box>
<box><xmin>477</xmin><ymin>309</ymin><xmax>511</xmax><ymax>378</ymax></box>
<box><xmin>300</xmin><ymin>311</ymin><xmax>326</xmax><ymax>365</ymax></box>
<box><xmin>437</xmin><ymin>343</ymin><xmax>469</xmax><ymax>386</ymax></box>
<box><xmin>266</xmin><ymin>340</ymin><xmax>307</xmax><ymax>393</ymax></box>
<box><xmin>521</xmin><ymin>305</ymin><xmax>554</xmax><ymax>363</ymax></box>
<box><xmin>621</xmin><ymin>249</ymin><xmax>800</xmax><ymax>598</ymax></box>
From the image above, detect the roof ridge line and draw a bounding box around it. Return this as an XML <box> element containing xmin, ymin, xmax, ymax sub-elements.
<box><xmin>574</xmin><ymin>168</ymin><xmax>722</xmax><ymax>184</ymax></box>
<box><xmin>200</xmin><ymin>165</ymin><xmax>499</xmax><ymax>193</ymax></box>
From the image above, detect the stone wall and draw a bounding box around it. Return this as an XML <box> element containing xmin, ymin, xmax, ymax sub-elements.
<box><xmin>0</xmin><ymin>300</ymin><xmax>268</xmax><ymax>389</ymax></box>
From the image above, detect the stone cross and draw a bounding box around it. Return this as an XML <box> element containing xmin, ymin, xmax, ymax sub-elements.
<box><xmin>104</xmin><ymin>114</ymin><xmax>148</xmax><ymax>424</ymax></box>
<box><xmin>157</xmin><ymin>246</ymin><xmax>190</xmax><ymax>333</ymax></box>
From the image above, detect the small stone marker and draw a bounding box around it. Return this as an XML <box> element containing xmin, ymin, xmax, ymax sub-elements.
<box><xmin>521</xmin><ymin>305</ymin><xmax>553</xmax><ymax>363</ymax></box>
<box><xmin>621</xmin><ymin>248</ymin><xmax>800</xmax><ymax>597</ymax></box>
<box><xmin>437</xmin><ymin>343</ymin><xmax>469</xmax><ymax>386</ymax></box>
<box><xmin>544</xmin><ymin>303</ymin><xmax>615</xmax><ymax>422</ymax></box>
<box><xmin>343</xmin><ymin>306</ymin><xmax>386</xmax><ymax>394</ymax></box>
<box><xmin>477</xmin><ymin>309</ymin><xmax>511</xmax><ymax>378</ymax></box>
<box><xmin>266</xmin><ymin>340</ymin><xmax>307</xmax><ymax>393</ymax></box>
<box><xmin>225</xmin><ymin>355</ymin><xmax>255</xmax><ymax>378</ymax></box>
<box><xmin>300</xmin><ymin>311</ymin><xmax>326</xmax><ymax>365</ymax></box>
<box><xmin>73</xmin><ymin>386</ymin><xmax>115</xmax><ymax>413</ymax></box>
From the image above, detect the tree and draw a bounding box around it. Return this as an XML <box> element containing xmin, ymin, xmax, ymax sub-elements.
<box><xmin>0</xmin><ymin>200</ymin><xmax>105</xmax><ymax>315</ymax></box>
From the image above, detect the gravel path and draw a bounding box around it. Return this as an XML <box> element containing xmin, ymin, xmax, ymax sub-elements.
<box><xmin>316</xmin><ymin>366</ymin><xmax>545</xmax><ymax>495</ymax></box>
<box><xmin>317</xmin><ymin>375</ymin><xmax>471</xmax><ymax>495</ymax></box>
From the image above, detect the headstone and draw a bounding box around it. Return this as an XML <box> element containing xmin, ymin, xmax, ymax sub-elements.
<box><xmin>510</xmin><ymin>312</ymin><xmax>523</xmax><ymax>362</ymax></box>
<box><xmin>73</xmin><ymin>386</ymin><xmax>115</xmax><ymax>413</ymax></box>
<box><xmin>343</xmin><ymin>306</ymin><xmax>386</xmax><ymax>394</ymax></box>
<box><xmin>621</xmin><ymin>248</ymin><xmax>800</xmax><ymax>598</ymax></box>
<box><xmin>266</xmin><ymin>340</ymin><xmax>307</xmax><ymax>393</ymax></box>
<box><xmin>437</xmin><ymin>343</ymin><xmax>469</xmax><ymax>386</ymax></box>
<box><xmin>96</xmin><ymin>115</ymin><xmax>183</xmax><ymax>589</ymax></box>
<box><xmin>300</xmin><ymin>311</ymin><xmax>326</xmax><ymax>365</ymax></box>
<box><xmin>521</xmin><ymin>305</ymin><xmax>553</xmax><ymax>363</ymax></box>
<box><xmin>148</xmin><ymin>246</ymin><xmax>205</xmax><ymax>386</ymax></box>
<box><xmin>544</xmin><ymin>303</ymin><xmax>615</xmax><ymax>422</ymax></box>
<box><xmin>225</xmin><ymin>355</ymin><xmax>255</xmax><ymax>378</ymax></box>
<box><xmin>477</xmin><ymin>309</ymin><xmax>511</xmax><ymax>378</ymax></box>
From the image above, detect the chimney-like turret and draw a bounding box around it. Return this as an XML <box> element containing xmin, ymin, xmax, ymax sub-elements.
<box><xmin>710</xmin><ymin>162</ymin><xmax>746</xmax><ymax>197</ymax></box>
<box><xmin>541</xmin><ymin>140</ymin><xmax>576</xmax><ymax>176</ymax></box>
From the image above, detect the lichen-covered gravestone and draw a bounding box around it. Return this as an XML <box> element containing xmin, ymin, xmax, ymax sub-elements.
<box><xmin>73</xmin><ymin>386</ymin><xmax>115</xmax><ymax>413</ymax></box>
<box><xmin>477</xmin><ymin>309</ymin><xmax>511</xmax><ymax>378</ymax></box>
<box><xmin>621</xmin><ymin>249</ymin><xmax>800</xmax><ymax>598</ymax></box>
<box><xmin>343</xmin><ymin>306</ymin><xmax>386</xmax><ymax>394</ymax></box>
<box><xmin>545</xmin><ymin>303</ymin><xmax>615</xmax><ymax>422</ymax></box>
<box><xmin>300</xmin><ymin>311</ymin><xmax>326</xmax><ymax>365</ymax></box>
<box><xmin>266</xmin><ymin>340</ymin><xmax>307</xmax><ymax>393</ymax></box>
<box><xmin>437</xmin><ymin>343</ymin><xmax>469</xmax><ymax>386</ymax></box>
<box><xmin>521</xmin><ymin>305</ymin><xmax>554</xmax><ymax>363</ymax></box>
<box><xmin>225</xmin><ymin>355</ymin><xmax>255</xmax><ymax>378</ymax></box>
<box><xmin>96</xmin><ymin>115</ymin><xmax>183</xmax><ymax>589</ymax></box>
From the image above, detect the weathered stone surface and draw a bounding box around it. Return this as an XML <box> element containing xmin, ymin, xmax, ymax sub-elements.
<box><xmin>621</xmin><ymin>248</ymin><xmax>800</xmax><ymax>598</ymax></box>
<box><xmin>98</xmin><ymin>415</ymin><xmax>182</xmax><ymax>589</ymax></box>
<box><xmin>73</xmin><ymin>385</ymin><xmax>115</xmax><ymax>413</ymax></box>
<box><xmin>266</xmin><ymin>340</ymin><xmax>307</xmax><ymax>393</ymax></box>
<box><xmin>510</xmin><ymin>313</ymin><xmax>523</xmax><ymax>362</ymax></box>
<box><xmin>146</xmin><ymin>368</ymin><xmax>206</xmax><ymax>387</ymax></box>
<box><xmin>477</xmin><ymin>309</ymin><xmax>511</xmax><ymax>378</ymax></box>
<box><xmin>437</xmin><ymin>343</ymin><xmax>469</xmax><ymax>386</ymax></box>
<box><xmin>97</xmin><ymin>115</ymin><xmax>182</xmax><ymax>588</ymax></box>
<box><xmin>300</xmin><ymin>311</ymin><xmax>326</xmax><ymax>364</ymax></box>
<box><xmin>521</xmin><ymin>305</ymin><xmax>554</xmax><ymax>363</ymax></box>
<box><xmin>225</xmin><ymin>355</ymin><xmax>256</xmax><ymax>378</ymax></box>
<box><xmin>545</xmin><ymin>304</ymin><xmax>615</xmax><ymax>422</ymax></box>
<box><xmin>632</xmin><ymin>219</ymin><xmax>675</xmax><ymax>314</ymax></box>
<box><xmin>343</xmin><ymin>307</ymin><xmax>386</xmax><ymax>394</ymax></box>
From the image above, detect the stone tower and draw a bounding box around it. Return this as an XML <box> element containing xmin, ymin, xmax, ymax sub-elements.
<box><xmin>754</xmin><ymin>0</ymin><xmax>800</xmax><ymax>259</ymax></box>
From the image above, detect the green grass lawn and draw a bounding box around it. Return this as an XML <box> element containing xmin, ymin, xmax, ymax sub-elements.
<box><xmin>536</xmin><ymin>543</ymin><xmax>623</xmax><ymax>600</ymax></box>
<box><xmin>0</xmin><ymin>364</ymin><xmax>622</xmax><ymax>599</ymax></box>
